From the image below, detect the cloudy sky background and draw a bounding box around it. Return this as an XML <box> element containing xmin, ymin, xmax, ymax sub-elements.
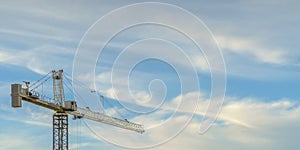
<box><xmin>0</xmin><ymin>0</ymin><xmax>300</xmax><ymax>150</ymax></box>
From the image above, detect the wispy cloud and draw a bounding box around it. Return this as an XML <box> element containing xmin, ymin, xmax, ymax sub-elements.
<box><xmin>217</xmin><ymin>35</ymin><xmax>286</xmax><ymax>64</ymax></box>
<box><xmin>77</xmin><ymin>93</ymin><xmax>300</xmax><ymax>149</ymax></box>
<box><xmin>0</xmin><ymin>45</ymin><xmax>74</xmax><ymax>74</ymax></box>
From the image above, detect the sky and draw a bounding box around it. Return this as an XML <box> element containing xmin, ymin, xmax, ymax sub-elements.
<box><xmin>0</xmin><ymin>0</ymin><xmax>300</xmax><ymax>150</ymax></box>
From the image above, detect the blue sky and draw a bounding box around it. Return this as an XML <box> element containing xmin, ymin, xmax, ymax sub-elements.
<box><xmin>0</xmin><ymin>0</ymin><xmax>300</xmax><ymax>150</ymax></box>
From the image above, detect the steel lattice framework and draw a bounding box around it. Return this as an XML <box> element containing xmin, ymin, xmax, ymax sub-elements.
<box><xmin>53</xmin><ymin>113</ymin><xmax>68</xmax><ymax>150</ymax></box>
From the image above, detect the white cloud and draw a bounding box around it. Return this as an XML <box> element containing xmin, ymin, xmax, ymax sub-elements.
<box><xmin>140</xmin><ymin>95</ymin><xmax>300</xmax><ymax>150</ymax></box>
<box><xmin>1</xmin><ymin>0</ymin><xmax>294</xmax><ymax>81</ymax></box>
<box><xmin>0</xmin><ymin>45</ymin><xmax>74</xmax><ymax>74</ymax></box>
<box><xmin>216</xmin><ymin>35</ymin><xmax>286</xmax><ymax>65</ymax></box>
<box><xmin>0</xmin><ymin>105</ymin><xmax>52</xmax><ymax>127</ymax></box>
<box><xmin>71</xmin><ymin>91</ymin><xmax>299</xmax><ymax>149</ymax></box>
<box><xmin>0</xmin><ymin>135</ymin><xmax>42</xmax><ymax>150</ymax></box>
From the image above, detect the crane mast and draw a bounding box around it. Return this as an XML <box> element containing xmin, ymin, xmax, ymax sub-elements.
<box><xmin>10</xmin><ymin>69</ymin><xmax>144</xmax><ymax>150</ymax></box>
<box><xmin>52</xmin><ymin>70</ymin><xmax>65</xmax><ymax>106</ymax></box>
<box><xmin>52</xmin><ymin>70</ymin><xmax>68</xmax><ymax>150</ymax></box>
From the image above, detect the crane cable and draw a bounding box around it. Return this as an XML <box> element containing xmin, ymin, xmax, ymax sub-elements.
<box><xmin>64</xmin><ymin>73</ymin><xmax>93</xmax><ymax>91</ymax></box>
<box><xmin>64</xmin><ymin>73</ymin><xmax>104</xmax><ymax>111</ymax></box>
<box><xmin>76</xmin><ymin>117</ymin><xmax>82</xmax><ymax>150</ymax></box>
<box><xmin>63</xmin><ymin>73</ymin><xmax>127</xmax><ymax>119</ymax></box>
<box><xmin>29</xmin><ymin>71</ymin><xmax>52</xmax><ymax>91</ymax></box>
<box><xmin>63</xmin><ymin>74</ymin><xmax>89</xmax><ymax>107</ymax></box>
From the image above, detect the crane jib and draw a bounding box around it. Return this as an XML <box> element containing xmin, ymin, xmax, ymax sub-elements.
<box><xmin>10</xmin><ymin>70</ymin><xmax>145</xmax><ymax>150</ymax></box>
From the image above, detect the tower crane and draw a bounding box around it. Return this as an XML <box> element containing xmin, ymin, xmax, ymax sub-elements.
<box><xmin>10</xmin><ymin>69</ymin><xmax>144</xmax><ymax>150</ymax></box>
